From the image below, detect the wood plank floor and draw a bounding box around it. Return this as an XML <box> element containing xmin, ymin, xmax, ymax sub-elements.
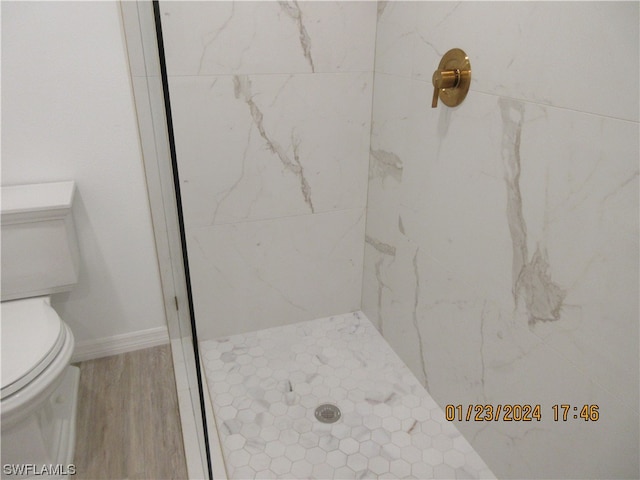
<box><xmin>74</xmin><ymin>344</ymin><xmax>188</xmax><ymax>479</ymax></box>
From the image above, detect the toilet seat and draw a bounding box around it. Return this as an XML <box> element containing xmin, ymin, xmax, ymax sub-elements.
<box><xmin>1</xmin><ymin>297</ymin><xmax>66</xmax><ymax>400</ymax></box>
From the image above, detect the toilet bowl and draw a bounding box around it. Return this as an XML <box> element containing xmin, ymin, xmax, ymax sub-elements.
<box><xmin>1</xmin><ymin>297</ymin><xmax>79</xmax><ymax>470</ymax></box>
<box><xmin>1</xmin><ymin>181</ymin><xmax>81</xmax><ymax>477</ymax></box>
<box><xmin>1</xmin><ymin>296</ymin><xmax>76</xmax><ymax>424</ymax></box>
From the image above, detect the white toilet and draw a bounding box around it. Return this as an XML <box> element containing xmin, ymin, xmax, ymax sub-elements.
<box><xmin>1</xmin><ymin>181</ymin><xmax>81</xmax><ymax>478</ymax></box>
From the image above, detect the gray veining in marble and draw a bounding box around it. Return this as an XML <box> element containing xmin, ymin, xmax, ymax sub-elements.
<box><xmin>278</xmin><ymin>1</ymin><xmax>315</xmax><ymax>73</ymax></box>
<box><xmin>411</xmin><ymin>247</ymin><xmax>429</xmax><ymax>391</ymax></box>
<box><xmin>365</xmin><ymin>235</ymin><xmax>396</xmax><ymax>257</ymax></box>
<box><xmin>376</xmin><ymin>1</ymin><xmax>388</xmax><ymax>20</ymax></box>
<box><xmin>370</xmin><ymin>149</ymin><xmax>403</xmax><ymax>183</ymax></box>
<box><xmin>233</xmin><ymin>75</ymin><xmax>315</xmax><ymax>213</ymax></box>
<box><xmin>197</xmin><ymin>3</ymin><xmax>236</xmax><ymax>75</ymax></box>
<box><xmin>498</xmin><ymin>98</ymin><xmax>528</xmax><ymax>294</ymax></box>
<box><xmin>208</xmin><ymin>124</ymin><xmax>250</xmax><ymax>226</ymax></box>
<box><xmin>517</xmin><ymin>246</ymin><xmax>566</xmax><ymax>325</ymax></box>
<box><xmin>373</xmin><ymin>258</ymin><xmax>389</xmax><ymax>336</ymax></box>
<box><xmin>499</xmin><ymin>97</ymin><xmax>566</xmax><ymax>325</ymax></box>
<box><xmin>364</xmin><ymin>235</ymin><xmax>396</xmax><ymax>336</ymax></box>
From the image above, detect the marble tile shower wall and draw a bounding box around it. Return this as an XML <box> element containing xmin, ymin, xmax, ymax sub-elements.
<box><xmin>363</xmin><ymin>2</ymin><xmax>639</xmax><ymax>479</ymax></box>
<box><xmin>159</xmin><ymin>2</ymin><xmax>377</xmax><ymax>339</ymax></box>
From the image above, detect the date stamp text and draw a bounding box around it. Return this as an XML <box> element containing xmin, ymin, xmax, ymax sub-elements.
<box><xmin>445</xmin><ymin>404</ymin><xmax>599</xmax><ymax>422</ymax></box>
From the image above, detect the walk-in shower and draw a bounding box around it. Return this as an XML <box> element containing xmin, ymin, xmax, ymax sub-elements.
<box><xmin>122</xmin><ymin>1</ymin><xmax>639</xmax><ymax>479</ymax></box>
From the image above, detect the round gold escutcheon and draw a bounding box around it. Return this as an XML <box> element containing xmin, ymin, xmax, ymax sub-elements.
<box><xmin>431</xmin><ymin>48</ymin><xmax>471</xmax><ymax>108</ymax></box>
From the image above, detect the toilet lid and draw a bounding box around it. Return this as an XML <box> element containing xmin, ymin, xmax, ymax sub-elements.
<box><xmin>1</xmin><ymin>297</ymin><xmax>66</xmax><ymax>399</ymax></box>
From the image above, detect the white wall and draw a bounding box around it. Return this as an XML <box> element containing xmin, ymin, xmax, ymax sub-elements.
<box><xmin>1</xmin><ymin>1</ymin><xmax>167</xmax><ymax>350</ymax></box>
<box><xmin>363</xmin><ymin>2</ymin><xmax>639</xmax><ymax>478</ymax></box>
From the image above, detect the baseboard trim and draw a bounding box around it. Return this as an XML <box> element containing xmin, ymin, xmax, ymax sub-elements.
<box><xmin>71</xmin><ymin>326</ymin><xmax>170</xmax><ymax>363</ymax></box>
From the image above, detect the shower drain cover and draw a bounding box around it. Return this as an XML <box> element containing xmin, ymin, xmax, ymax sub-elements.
<box><xmin>314</xmin><ymin>404</ymin><xmax>341</xmax><ymax>424</ymax></box>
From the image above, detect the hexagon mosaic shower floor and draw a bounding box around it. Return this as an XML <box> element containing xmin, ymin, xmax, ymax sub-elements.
<box><xmin>201</xmin><ymin>312</ymin><xmax>496</xmax><ymax>479</ymax></box>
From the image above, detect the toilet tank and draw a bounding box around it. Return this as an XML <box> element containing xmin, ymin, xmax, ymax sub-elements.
<box><xmin>1</xmin><ymin>181</ymin><xmax>81</xmax><ymax>301</ymax></box>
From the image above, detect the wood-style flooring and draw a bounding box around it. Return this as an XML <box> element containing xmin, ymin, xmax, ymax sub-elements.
<box><xmin>74</xmin><ymin>344</ymin><xmax>188</xmax><ymax>479</ymax></box>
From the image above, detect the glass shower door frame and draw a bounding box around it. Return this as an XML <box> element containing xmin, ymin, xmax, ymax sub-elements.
<box><xmin>119</xmin><ymin>1</ymin><xmax>226</xmax><ymax>478</ymax></box>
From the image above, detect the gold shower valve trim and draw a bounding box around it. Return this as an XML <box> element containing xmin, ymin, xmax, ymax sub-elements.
<box><xmin>432</xmin><ymin>48</ymin><xmax>471</xmax><ymax>108</ymax></box>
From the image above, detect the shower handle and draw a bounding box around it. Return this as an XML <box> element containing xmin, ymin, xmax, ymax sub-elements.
<box><xmin>431</xmin><ymin>48</ymin><xmax>471</xmax><ymax>108</ymax></box>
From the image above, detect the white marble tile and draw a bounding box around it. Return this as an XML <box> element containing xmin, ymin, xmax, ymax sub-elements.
<box><xmin>201</xmin><ymin>312</ymin><xmax>496</xmax><ymax>479</ymax></box>
<box><xmin>366</xmin><ymin>223</ymin><xmax>639</xmax><ymax>478</ymax></box>
<box><xmin>465</xmin><ymin>335</ymin><xmax>640</xmax><ymax>480</ymax></box>
<box><xmin>366</xmin><ymin>75</ymin><xmax>515</xmax><ymax>306</ymax></box>
<box><xmin>368</xmin><ymin>72</ymin><xmax>639</xmax><ymax>402</ymax></box>
<box><xmin>159</xmin><ymin>1</ymin><xmax>377</xmax><ymax>75</ymax></box>
<box><xmin>364</xmin><ymin>71</ymin><xmax>639</xmax><ymax>477</ymax></box>
<box><xmin>187</xmin><ymin>208</ymin><xmax>365</xmax><ymax>340</ymax></box>
<box><xmin>506</xmin><ymin>99</ymin><xmax>638</xmax><ymax>412</ymax></box>
<box><xmin>374</xmin><ymin>1</ymin><xmax>418</xmax><ymax>80</ymax></box>
<box><xmin>168</xmin><ymin>73</ymin><xmax>372</xmax><ymax>227</ymax></box>
<box><xmin>376</xmin><ymin>2</ymin><xmax>639</xmax><ymax>121</ymax></box>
